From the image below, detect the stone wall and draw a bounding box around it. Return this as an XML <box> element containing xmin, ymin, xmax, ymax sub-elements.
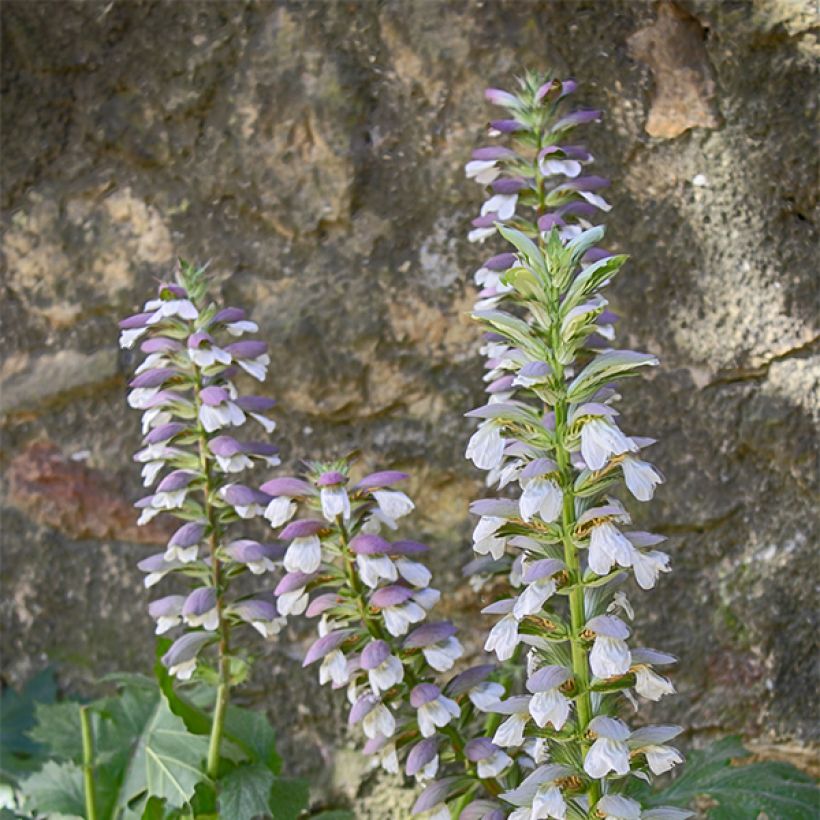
<box><xmin>2</xmin><ymin>0</ymin><xmax>817</xmax><ymax>810</ymax></box>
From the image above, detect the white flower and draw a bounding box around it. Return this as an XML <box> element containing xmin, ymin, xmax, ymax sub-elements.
<box><xmin>225</xmin><ymin>319</ymin><xmax>258</xmax><ymax>336</ymax></box>
<box><xmin>519</xmin><ymin>477</ymin><xmax>563</xmax><ymax>523</ymax></box>
<box><xmin>422</xmin><ymin>636</ymin><xmax>464</xmax><ymax>673</ymax></box>
<box><xmin>264</xmin><ymin>496</ymin><xmax>297</xmax><ymax>528</ymax></box>
<box><xmin>634</xmin><ymin>666</ymin><xmax>675</xmax><ymax>701</ymax></box>
<box><xmin>377</xmin><ymin>742</ymin><xmax>399</xmax><ymax>774</ymax></box>
<box><xmin>588</xmin><ymin>521</ymin><xmax>634</xmax><ymax>576</ymax></box>
<box><xmin>413</xmin><ymin>587</ymin><xmax>440</xmax><ymax>610</ymax></box>
<box><xmin>417</xmin><ymin>754</ymin><xmax>440</xmax><ymax>782</ymax></box>
<box><xmin>622</xmin><ymin>456</ymin><xmax>664</xmax><ymax>501</ymax></box>
<box><xmin>188</xmin><ymin>345</ymin><xmax>231</xmax><ymax>368</ymax></box>
<box><xmin>362</xmin><ymin>702</ymin><xmax>396</xmax><ymax>739</ymax></box>
<box><xmin>356</xmin><ymin>554</ymin><xmax>398</xmax><ymax>588</ymax></box>
<box><xmin>473</xmin><ymin>515</ymin><xmax>506</xmax><ymax>559</ymax></box>
<box><xmin>382</xmin><ymin>601</ymin><xmax>425</xmax><ymax>637</ymax></box>
<box><xmin>590</xmin><ymin>636</ymin><xmax>632</xmax><ymax>678</ymax></box>
<box><xmin>492</xmin><ymin>711</ymin><xmax>528</xmax><ymax>748</ymax></box>
<box><xmin>277</xmin><ymin>588</ymin><xmax>308</xmax><ymax>616</ymax></box>
<box><xmin>631</xmin><ymin>549</ymin><xmax>671</xmax><ymax>590</ymax></box>
<box><xmin>119</xmin><ymin>327</ymin><xmax>149</xmax><ymax>348</ymax></box>
<box><xmin>417</xmin><ymin>694</ymin><xmax>459</xmax><ymax>737</ymax></box>
<box><xmin>168</xmin><ymin>657</ymin><xmax>198</xmax><ymax>681</ymax></box>
<box><xmin>465</xmin><ymin>159</ymin><xmax>501</xmax><ymax>184</ymax></box>
<box><xmin>146</xmin><ymin>299</ymin><xmax>198</xmax><ymax>324</ymax></box>
<box><xmin>478</xmin><ymin>748</ymin><xmax>513</xmax><ymax>778</ymax></box>
<box><xmin>580</xmin><ymin>417</ymin><xmax>637</xmax><ymax>470</ymax></box>
<box><xmin>199</xmin><ymin>400</ymin><xmax>245</xmax><ymax>433</ymax></box>
<box><xmin>484</xmin><ymin>613</ymin><xmax>520</xmax><ymax>661</ymax></box>
<box><xmin>540</xmin><ymin>154</ymin><xmax>582</xmax><ymax>178</ymax></box>
<box><xmin>319</xmin><ymin>649</ymin><xmax>350</xmax><ymax>687</ymax></box>
<box><xmin>532</xmin><ymin>784</ymin><xmax>567</xmax><ymax>819</ymax></box>
<box><xmin>513</xmin><ymin>577</ymin><xmax>557</xmax><ymax>619</ymax></box>
<box><xmin>284</xmin><ymin>535</ymin><xmax>322</xmax><ymax>574</ymax></box>
<box><xmin>466</xmin><ymin>422</ymin><xmax>505</xmax><ymax>470</ymax></box>
<box><xmin>644</xmin><ymin>744</ymin><xmax>683</xmax><ymax>774</ymax></box>
<box><xmin>396</xmin><ymin>558</ymin><xmax>432</xmax><ymax>588</ymax></box>
<box><xmin>481</xmin><ymin>193</ymin><xmax>518</xmax><ymax>220</ymax></box>
<box><xmin>368</xmin><ymin>655</ymin><xmax>404</xmax><ymax>694</ymax></box>
<box><xmin>320</xmin><ymin>486</ymin><xmax>350</xmax><ymax>522</ymax></box>
<box><xmin>235</xmin><ymin>353</ymin><xmax>270</xmax><ymax>382</ymax></box>
<box><xmin>373</xmin><ymin>490</ymin><xmax>414</xmax><ymax>524</ymax></box>
<box><xmin>585</xmin><ymin>735</ymin><xmax>630</xmax><ymax>778</ymax></box>
<box><xmin>529</xmin><ymin>689</ymin><xmax>570</xmax><ymax>731</ymax></box>
<box><xmin>468</xmin><ymin>681</ymin><xmax>505</xmax><ymax>711</ymax></box>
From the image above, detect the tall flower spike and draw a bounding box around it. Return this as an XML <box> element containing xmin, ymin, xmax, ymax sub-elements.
<box><xmin>259</xmin><ymin>460</ymin><xmax>517</xmax><ymax>811</ymax></box>
<box><xmin>463</xmin><ymin>71</ymin><xmax>690</xmax><ymax>817</ymax></box>
<box><xmin>122</xmin><ymin>261</ymin><xmax>285</xmax><ymax>778</ymax></box>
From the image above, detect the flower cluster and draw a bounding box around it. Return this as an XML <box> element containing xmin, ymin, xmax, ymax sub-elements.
<box><xmin>121</xmin><ymin>262</ymin><xmax>286</xmax><ymax>694</ymax></box>
<box><xmin>459</xmin><ymin>73</ymin><xmax>690</xmax><ymax>818</ymax></box>
<box><xmin>258</xmin><ymin>460</ymin><xmax>527</xmax><ymax>816</ymax></box>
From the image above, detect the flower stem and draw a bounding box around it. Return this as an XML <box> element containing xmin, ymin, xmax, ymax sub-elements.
<box><xmin>80</xmin><ymin>705</ymin><xmax>98</xmax><ymax>820</ymax></box>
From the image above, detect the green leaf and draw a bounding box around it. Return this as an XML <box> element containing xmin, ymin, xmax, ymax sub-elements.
<box><xmin>645</xmin><ymin>737</ymin><xmax>819</xmax><ymax>819</ymax></box>
<box><xmin>218</xmin><ymin>763</ymin><xmax>275</xmax><ymax>820</ymax></box>
<box><xmin>28</xmin><ymin>701</ymin><xmax>86</xmax><ymax>763</ymax></box>
<box><xmin>269</xmin><ymin>777</ymin><xmax>309</xmax><ymax>820</ymax></box>
<box><xmin>567</xmin><ymin>349</ymin><xmax>658</xmax><ymax>403</ymax></box>
<box><xmin>497</xmin><ymin>224</ymin><xmax>545</xmax><ymax>276</ymax></box>
<box><xmin>563</xmin><ymin>254</ymin><xmax>628</xmax><ymax>311</ymax></box>
<box><xmin>20</xmin><ymin>760</ymin><xmax>84</xmax><ymax>818</ymax></box>
<box><xmin>154</xmin><ymin>642</ymin><xmax>212</xmax><ymax>737</ymax></box>
<box><xmin>0</xmin><ymin>668</ymin><xmax>58</xmax><ymax>782</ymax></box>
<box><xmin>565</xmin><ymin>224</ymin><xmax>605</xmax><ymax>264</ymax></box>
<box><xmin>309</xmin><ymin>812</ymin><xmax>354</xmax><ymax>820</ymax></box>
<box><xmin>224</xmin><ymin>706</ymin><xmax>281</xmax><ymax>773</ymax></box>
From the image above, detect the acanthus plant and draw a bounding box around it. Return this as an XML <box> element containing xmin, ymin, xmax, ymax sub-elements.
<box><xmin>257</xmin><ymin>461</ymin><xmax>521</xmax><ymax>818</ymax></box>
<box><xmin>119</xmin><ymin>262</ymin><xmax>290</xmax><ymax>795</ymax></box>
<box><xmin>457</xmin><ymin>72</ymin><xmax>690</xmax><ymax>819</ymax></box>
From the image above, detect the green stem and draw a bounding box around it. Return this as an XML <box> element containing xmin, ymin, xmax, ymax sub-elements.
<box><xmin>192</xmin><ymin>371</ymin><xmax>231</xmax><ymax>781</ymax></box>
<box><xmin>80</xmin><ymin>705</ymin><xmax>97</xmax><ymax>820</ymax></box>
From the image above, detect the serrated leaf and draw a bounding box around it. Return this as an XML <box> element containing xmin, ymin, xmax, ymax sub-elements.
<box><xmin>563</xmin><ymin>255</ymin><xmax>627</xmax><ymax>311</ymax></box>
<box><xmin>269</xmin><ymin>777</ymin><xmax>309</xmax><ymax>820</ymax></box>
<box><xmin>645</xmin><ymin>737</ymin><xmax>819</xmax><ymax>819</ymax></box>
<box><xmin>110</xmin><ymin>687</ymin><xmax>209</xmax><ymax>811</ymax></box>
<box><xmin>218</xmin><ymin>763</ymin><xmax>275</xmax><ymax>820</ymax></box>
<box><xmin>0</xmin><ymin>668</ymin><xmax>58</xmax><ymax>782</ymax></box>
<box><xmin>28</xmin><ymin>701</ymin><xmax>86</xmax><ymax>763</ymax></box>
<box><xmin>567</xmin><ymin>349</ymin><xmax>658</xmax><ymax>402</ymax></box>
<box><xmin>20</xmin><ymin>760</ymin><xmax>84</xmax><ymax>818</ymax></box>
<box><xmin>223</xmin><ymin>706</ymin><xmax>281</xmax><ymax>773</ymax></box>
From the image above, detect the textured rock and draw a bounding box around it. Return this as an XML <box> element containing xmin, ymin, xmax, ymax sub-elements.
<box><xmin>1</xmin><ymin>0</ymin><xmax>818</xmax><ymax>810</ymax></box>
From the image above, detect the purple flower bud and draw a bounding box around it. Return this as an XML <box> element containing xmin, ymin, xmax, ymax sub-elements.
<box><xmin>484</xmin><ymin>252</ymin><xmax>517</xmax><ymax>271</ymax></box>
<box><xmin>348</xmin><ymin>693</ymin><xmax>378</xmax><ymax>725</ymax></box>
<box><xmin>481</xmin><ymin>598</ymin><xmax>515</xmax><ymax>615</ymax></box>
<box><xmin>208</xmin><ymin>436</ymin><xmax>242</xmax><ymax>456</ymax></box>
<box><xmin>584</xmin><ymin>247</ymin><xmax>613</xmax><ymax>263</ymax></box>
<box><xmin>137</xmin><ymin>552</ymin><xmax>173</xmax><ymax>573</ymax></box>
<box><xmin>234</xmin><ymin>395</ymin><xmax>276</xmax><ymax>412</ymax></box>
<box><xmin>520</xmin><ymin>457</ymin><xmax>558</xmax><ymax>479</ymax></box>
<box><xmin>141</xmin><ymin>337</ymin><xmax>182</xmax><ymax>353</ymax></box>
<box><xmin>406</xmin><ymin>737</ymin><xmax>439</xmax><ymax>776</ymax></box>
<box><xmin>460</xmin><ymin>801</ymin><xmax>505</xmax><ymax>820</ymax></box>
<box><xmin>156</xmin><ymin>470</ymin><xmax>195</xmax><ymax>493</ymax></box>
<box><xmin>487</xmin><ymin>375</ymin><xmax>514</xmax><ymax>394</ymax></box>
<box><xmin>489</xmin><ymin>118</ymin><xmax>525</xmax><ymax>133</ymax></box>
<box><xmin>444</xmin><ymin>664</ymin><xmax>495</xmax><ymax>695</ymax></box>
<box><xmin>279</xmin><ymin>519</ymin><xmax>324</xmax><ymax>539</ymax></box>
<box><xmin>316</xmin><ymin>470</ymin><xmax>347</xmax><ymax>487</ymax></box>
<box><xmin>274</xmin><ymin>571</ymin><xmax>316</xmax><ymax>595</ymax></box>
<box><xmin>471</xmin><ymin>213</ymin><xmax>499</xmax><ymax>229</ymax></box>
<box><xmin>404</xmin><ymin>621</ymin><xmax>457</xmax><ymax>649</ymax></box>
<box><xmin>526</xmin><ymin>665</ymin><xmax>571</xmax><ymax>693</ymax></box>
<box><xmin>161</xmin><ymin>631</ymin><xmax>212</xmax><ymax>668</ymax></box>
<box><xmin>464</xmin><ymin>737</ymin><xmax>499</xmax><ymax>761</ymax></box>
<box><xmin>390</xmin><ymin>540</ymin><xmax>430</xmax><ymax>555</ymax></box>
<box><xmin>199</xmin><ymin>386</ymin><xmax>230</xmax><ymax>406</ymax></box>
<box><xmin>187</xmin><ymin>330</ymin><xmax>214</xmax><ymax>348</ymax></box>
<box><xmin>169</xmin><ymin>522</ymin><xmax>206</xmax><ymax>548</ymax></box>
<box><xmin>559</xmin><ymin>200</ymin><xmax>598</xmax><ymax>219</ymax></box>
<box><xmin>355</xmin><ymin>470</ymin><xmax>410</xmax><ymax>490</ymax></box>
<box><xmin>158</xmin><ymin>283</ymin><xmax>187</xmax><ymax>298</ymax></box>
<box><xmin>586</xmin><ymin>614</ymin><xmax>630</xmax><ymax>639</ymax></box>
<box><xmin>349</xmin><ymin>534</ymin><xmax>391</xmax><ymax>555</ymax></box>
<box><xmin>553</xmin><ymin>108</ymin><xmax>602</xmax><ymax>129</ymax></box>
<box><xmin>370</xmin><ymin>585</ymin><xmax>413</xmax><ymax>609</ymax></box>
<box><xmin>410</xmin><ymin>683</ymin><xmax>441</xmax><ymax>708</ymax></box>
<box><xmin>303</xmin><ymin>629</ymin><xmax>352</xmax><ymax>666</ymax></box>
<box><xmin>484</xmin><ymin>87</ymin><xmax>518</xmax><ymax>107</ymax></box>
<box><xmin>471</xmin><ymin>146</ymin><xmax>516</xmax><ymax>161</ymax></box>
<box><xmin>225</xmin><ymin>340</ymin><xmax>267</xmax><ymax>358</ymax></box>
<box><xmin>140</xmin><ymin>389</ymin><xmax>189</xmax><ymax>409</ymax></box>
<box><xmin>412</xmin><ymin>777</ymin><xmax>459</xmax><ymax>814</ymax></box>
<box><xmin>571</xmin><ymin>174</ymin><xmax>610</xmax><ymax>191</ymax></box>
<box><xmin>233</xmin><ymin>597</ymin><xmax>279</xmax><ymax>622</ymax></box>
<box><xmin>469</xmin><ymin>498</ymin><xmax>518</xmax><ymax>518</ymax></box>
<box><xmin>222</xmin><ymin>484</ymin><xmax>270</xmax><ymax>506</ymax></box>
<box><xmin>212</xmin><ymin>307</ymin><xmax>246</xmax><ymax>324</ymax></box>
<box><xmin>225</xmin><ymin>539</ymin><xmax>284</xmax><ymax>563</ymax></box>
<box><xmin>148</xmin><ymin>595</ymin><xmax>185</xmax><ymax>619</ymax></box>
<box><xmin>362</xmin><ymin>734</ymin><xmax>389</xmax><ymax>755</ymax></box>
<box><xmin>259</xmin><ymin>477</ymin><xmax>314</xmax><ymax>497</ymax></box>
<box><xmin>538</xmin><ymin>213</ymin><xmax>565</xmax><ymax>231</ymax></box>
<box><xmin>534</xmin><ymin>79</ymin><xmax>557</xmax><ymax>103</ymax></box>
<box><xmin>360</xmin><ymin>639</ymin><xmax>391</xmax><ymax>670</ymax></box>
<box><xmin>492</xmin><ymin>177</ymin><xmax>528</xmax><ymax>194</ymax></box>
<box><xmin>305</xmin><ymin>592</ymin><xmax>341</xmax><ymax>617</ymax></box>
<box><xmin>182</xmin><ymin>587</ymin><xmax>216</xmax><ymax>618</ymax></box>
<box><xmin>129</xmin><ymin>367</ymin><xmax>180</xmax><ymax>388</ymax></box>
<box><xmin>522</xmin><ymin>558</ymin><xmax>565</xmax><ymax>583</ymax></box>
<box><xmin>145</xmin><ymin>422</ymin><xmax>187</xmax><ymax>444</ymax></box>
<box><xmin>119</xmin><ymin>312</ymin><xmax>153</xmax><ymax>329</ymax></box>
<box><xmin>519</xmin><ymin>360</ymin><xmax>551</xmax><ymax>379</ymax></box>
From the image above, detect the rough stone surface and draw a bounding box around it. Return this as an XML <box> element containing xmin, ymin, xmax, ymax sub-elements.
<box><xmin>1</xmin><ymin>0</ymin><xmax>817</xmax><ymax>811</ymax></box>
